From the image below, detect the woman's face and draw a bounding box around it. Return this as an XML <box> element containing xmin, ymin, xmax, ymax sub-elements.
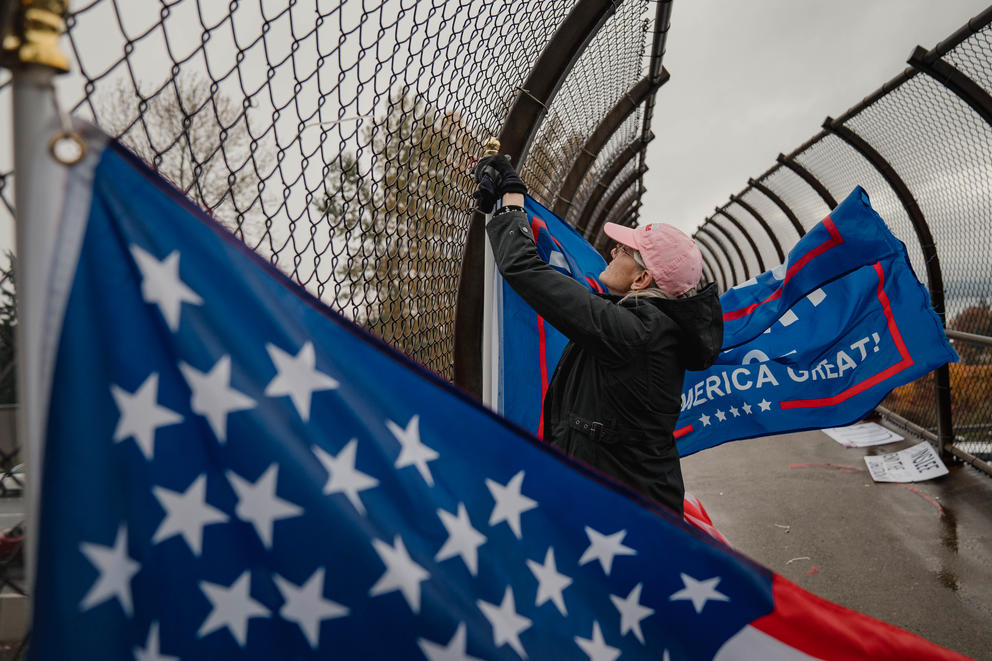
<box><xmin>600</xmin><ymin>244</ymin><xmax>648</xmax><ymax>295</ymax></box>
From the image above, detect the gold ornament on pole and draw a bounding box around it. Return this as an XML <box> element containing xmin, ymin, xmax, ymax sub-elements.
<box><xmin>0</xmin><ymin>0</ymin><xmax>71</xmax><ymax>72</ymax></box>
<box><xmin>482</xmin><ymin>137</ymin><xmax>501</xmax><ymax>157</ymax></box>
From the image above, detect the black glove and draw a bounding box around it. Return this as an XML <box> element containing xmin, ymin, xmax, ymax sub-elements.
<box><xmin>472</xmin><ymin>154</ymin><xmax>528</xmax><ymax>213</ymax></box>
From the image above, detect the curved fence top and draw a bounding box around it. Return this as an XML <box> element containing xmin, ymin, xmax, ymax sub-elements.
<box><xmin>688</xmin><ymin>5</ymin><xmax>992</xmax><ymax>467</ymax></box>
<box><xmin>0</xmin><ymin>0</ymin><xmax>669</xmax><ymax>384</ymax></box>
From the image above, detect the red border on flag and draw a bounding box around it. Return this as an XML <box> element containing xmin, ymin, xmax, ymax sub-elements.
<box><xmin>723</xmin><ymin>216</ymin><xmax>842</xmax><ymax>322</ymax></box>
<box><xmin>779</xmin><ymin>261</ymin><xmax>913</xmax><ymax>409</ymax></box>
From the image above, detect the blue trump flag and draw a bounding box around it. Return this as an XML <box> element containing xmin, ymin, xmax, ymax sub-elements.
<box><xmin>29</xmin><ymin>132</ymin><xmax>965</xmax><ymax>660</ymax></box>
<box><xmin>496</xmin><ymin>188</ymin><xmax>957</xmax><ymax>459</ymax></box>
<box><xmin>498</xmin><ymin>196</ymin><xmax>607</xmax><ymax>434</ymax></box>
<box><xmin>674</xmin><ymin>190</ymin><xmax>957</xmax><ymax>455</ymax></box>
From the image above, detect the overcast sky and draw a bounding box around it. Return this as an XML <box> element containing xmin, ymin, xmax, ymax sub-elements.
<box><xmin>644</xmin><ymin>0</ymin><xmax>992</xmax><ymax>236</ymax></box>
<box><xmin>3</xmin><ymin>0</ymin><xmax>990</xmax><ymax>257</ymax></box>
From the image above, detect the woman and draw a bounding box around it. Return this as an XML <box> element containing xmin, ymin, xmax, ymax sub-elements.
<box><xmin>474</xmin><ymin>155</ymin><xmax>723</xmax><ymax>515</ymax></box>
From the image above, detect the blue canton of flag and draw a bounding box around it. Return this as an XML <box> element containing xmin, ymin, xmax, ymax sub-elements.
<box><xmin>30</xmin><ymin>132</ymin><xmax>965</xmax><ymax>660</ymax></box>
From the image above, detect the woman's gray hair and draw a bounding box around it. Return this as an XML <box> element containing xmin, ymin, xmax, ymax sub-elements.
<box><xmin>621</xmin><ymin>285</ymin><xmax>697</xmax><ymax>303</ymax></box>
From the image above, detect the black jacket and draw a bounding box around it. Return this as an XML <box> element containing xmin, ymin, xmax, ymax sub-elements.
<box><xmin>486</xmin><ymin>208</ymin><xmax>723</xmax><ymax>515</ymax></box>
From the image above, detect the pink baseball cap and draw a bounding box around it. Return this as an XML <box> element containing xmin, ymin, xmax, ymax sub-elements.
<box><xmin>604</xmin><ymin>221</ymin><xmax>702</xmax><ymax>296</ymax></box>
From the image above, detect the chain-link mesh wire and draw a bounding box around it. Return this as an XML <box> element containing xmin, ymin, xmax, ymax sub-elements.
<box><xmin>711</xmin><ymin>214</ymin><xmax>760</xmax><ymax>279</ymax></box>
<box><xmin>0</xmin><ymin>0</ymin><xmax>663</xmax><ymax>613</ymax></box>
<box><xmin>758</xmin><ymin>166</ymin><xmax>832</xmax><ymax>235</ymax></box>
<box><xmin>689</xmin><ymin>17</ymin><xmax>992</xmax><ymax>469</ymax></box>
<box><xmin>723</xmin><ymin>198</ymin><xmax>780</xmax><ymax>270</ymax></box>
<box><xmin>566</xmin><ymin>108</ymin><xmax>644</xmax><ymax>227</ymax></box>
<box><xmin>585</xmin><ymin>156</ymin><xmax>641</xmax><ymax>239</ymax></box>
<box><xmin>522</xmin><ymin>0</ymin><xmax>650</xmax><ymax>207</ymax></box>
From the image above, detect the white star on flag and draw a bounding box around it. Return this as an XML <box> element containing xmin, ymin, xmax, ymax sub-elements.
<box><xmin>225</xmin><ymin>464</ymin><xmax>303</xmax><ymax>548</ymax></box>
<box><xmin>486</xmin><ymin>470</ymin><xmax>538</xmax><ymax>539</ymax></box>
<box><xmin>180</xmin><ymin>355</ymin><xmax>256</xmax><ymax>442</ymax></box>
<box><xmin>198</xmin><ymin>571</ymin><xmax>270</xmax><ymax>647</ymax></box>
<box><xmin>130</xmin><ymin>245</ymin><xmax>203</xmax><ymax>331</ymax></box>
<box><xmin>579</xmin><ymin>526</ymin><xmax>636</xmax><ymax>575</ymax></box>
<box><xmin>111</xmin><ymin>373</ymin><xmax>183</xmax><ymax>460</ymax></box>
<box><xmin>758</xmin><ymin>399</ymin><xmax>772</xmax><ymax>412</ymax></box>
<box><xmin>369</xmin><ymin>534</ymin><xmax>431</xmax><ymax>613</ymax></box>
<box><xmin>526</xmin><ymin>547</ymin><xmax>572</xmax><ymax>615</ymax></box>
<box><xmin>574</xmin><ymin>621</ymin><xmax>620</xmax><ymax>661</ymax></box>
<box><xmin>669</xmin><ymin>573</ymin><xmax>730</xmax><ymax>613</ymax></box>
<box><xmin>386</xmin><ymin>414</ymin><xmax>439</xmax><ymax>486</ymax></box>
<box><xmin>435</xmin><ymin>503</ymin><xmax>487</xmax><ymax>576</ymax></box>
<box><xmin>418</xmin><ymin>622</ymin><xmax>484</xmax><ymax>661</ymax></box>
<box><xmin>134</xmin><ymin>622</ymin><xmax>179</xmax><ymax>661</ymax></box>
<box><xmin>477</xmin><ymin>586</ymin><xmax>532</xmax><ymax>659</ymax></box>
<box><xmin>273</xmin><ymin>567</ymin><xmax>349</xmax><ymax>648</ymax></box>
<box><xmin>151</xmin><ymin>474</ymin><xmax>228</xmax><ymax>556</ymax></box>
<box><xmin>729</xmin><ymin>406</ymin><xmax>740</xmax><ymax>417</ymax></box>
<box><xmin>715</xmin><ymin>409</ymin><xmax>727</xmax><ymax>422</ymax></box>
<box><xmin>742</xmin><ymin>402</ymin><xmax>753</xmax><ymax>414</ymax></box>
<box><xmin>264</xmin><ymin>341</ymin><xmax>338</xmax><ymax>421</ymax></box>
<box><xmin>312</xmin><ymin>439</ymin><xmax>379</xmax><ymax>515</ymax></box>
<box><xmin>610</xmin><ymin>582</ymin><xmax>654</xmax><ymax>644</ymax></box>
<box><xmin>79</xmin><ymin>525</ymin><xmax>141</xmax><ymax>616</ymax></box>
<box><xmin>699</xmin><ymin>413</ymin><xmax>711</xmax><ymax>427</ymax></box>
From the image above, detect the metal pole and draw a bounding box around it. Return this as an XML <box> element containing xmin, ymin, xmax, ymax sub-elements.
<box><xmin>454</xmin><ymin>0</ymin><xmax>628</xmax><ymax>396</ymax></box>
<box><xmin>777</xmin><ymin>146</ymin><xmax>838</xmax><ymax>210</ymax></box>
<box><xmin>823</xmin><ymin>116</ymin><xmax>954</xmax><ymax>457</ymax></box>
<box><xmin>4</xmin><ymin>0</ymin><xmax>73</xmax><ymax>612</ymax></box>
<box><xmin>551</xmin><ymin>72</ymin><xmax>669</xmax><ymax>219</ymax></box>
<box><xmin>714</xmin><ymin>208</ymin><xmax>766</xmax><ymax>273</ymax></box>
<box><xmin>728</xmin><ymin>191</ymin><xmax>786</xmax><ymax>264</ymax></box>
<box><xmin>694</xmin><ymin>232</ymin><xmax>728</xmax><ymax>291</ymax></box>
<box><xmin>697</xmin><ymin>225</ymin><xmax>740</xmax><ymax>285</ymax></box>
<box><xmin>907</xmin><ymin>45</ymin><xmax>992</xmax><ymax>127</ymax></box>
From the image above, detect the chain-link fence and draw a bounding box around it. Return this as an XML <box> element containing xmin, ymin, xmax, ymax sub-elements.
<box><xmin>689</xmin><ymin>6</ymin><xmax>992</xmax><ymax>476</ymax></box>
<box><xmin>0</xmin><ymin>0</ymin><xmax>672</xmax><ymax>605</ymax></box>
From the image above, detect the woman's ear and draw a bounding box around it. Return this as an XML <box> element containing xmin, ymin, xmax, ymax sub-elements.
<box><xmin>630</xmin><ymin>269</ymin><xmax>654</xmax><ymax>291</ymax></box>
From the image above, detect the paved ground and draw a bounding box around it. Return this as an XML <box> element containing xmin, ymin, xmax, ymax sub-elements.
<box><xmin>681</xmin><ymin>424</ymin><xmax>992</xmax><ymax>660</ymax></box>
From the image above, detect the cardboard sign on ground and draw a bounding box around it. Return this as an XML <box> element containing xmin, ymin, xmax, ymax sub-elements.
<box><xmin>865</xmin><ymin>441</ymin><xmax>949</xmax><ymax>482</ymax></box>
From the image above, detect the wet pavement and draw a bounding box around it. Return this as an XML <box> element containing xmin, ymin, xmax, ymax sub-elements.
<box><xmin>682</xmin><ymin>425</ymin><xmax>992</xmax><ymax>660</ymax></box>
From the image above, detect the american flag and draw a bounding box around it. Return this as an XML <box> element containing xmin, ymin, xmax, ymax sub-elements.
<box><xmin>29</xmin><ymin>134</ymin><xmax>964</xmax><ymax>660</ymax></box>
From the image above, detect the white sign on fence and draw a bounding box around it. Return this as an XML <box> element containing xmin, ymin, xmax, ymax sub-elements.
<box><xmin>864</xmin><ymin>441</ymin><xmax>949</xmax><ymax>483</ymax></box>
<box><xmin>822</xmin><ymin>422</ymin><xmax>904</xmax><ymax>448</ymax></box>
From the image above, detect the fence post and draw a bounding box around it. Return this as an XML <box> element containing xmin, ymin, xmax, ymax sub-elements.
<box><xmin>698</xmin><ymin>225</ymin><xmax>741</xmax><ymax>285</ymax></box>
<box><xmin>695</xmin><ymin>234</ymin><xmax>727</xmax><ymax>291</ymax></box>
<box><xmin>714</xmin><ymin>207</ymin><xmax>766</xmax><ymax>273</ymax></box>
<box><xmin>3</xmin><ymin>0</ymin><xmax>73</xmax><ymax>611</ymax></box>
<box><xmin>584</xmin><ymin>166</ymin><xmax>645</xmax><ymax>242</ymax></box>
<box><xmin>823</xmin><ymin>116</ymin><xmax>954</xmax><ymax>456</ymax></box>
<box><xmin>706</xmin><ymin>216</ymin><xmax>751</xmax><ymax>281</ymax></box>
<box><xmin>573</xmin><ymin>134</ymin><xmax>653</xmax><ymax>235</ymax></box>
<box><xmin>552</xmin><ymin>72</ymin><xmax>669</xmax><ymax>219</ymax></box>
<box><xmin>777</xmin><ymin>148</ymin><xmax>838</xmax><ymax>210</ymax></box>
<box><xmin>727</xmin><ymin>190</ymin><xmax>786</xmax><ymax>264</ymax></box>
<box><xmin>453</xmin><ymin>0</ymin><xmax>628</xmax><ymax>396</ymax></box>
<box><xmin>694</xmin><ymin>229</ymin><xmax>731</xmax><ymax>289</ymax></box>
<box><xmin>907</xmin><ymin>46</ymin><xmax>992</xmax><ymax>127</ymax></box>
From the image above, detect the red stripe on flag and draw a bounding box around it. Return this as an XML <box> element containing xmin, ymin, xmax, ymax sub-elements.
<box><xmin>752</xmin><ymin>575</ymin><xmax>969</xmax><ymax>660</ymax></box>
<box><xmin>536</xmin><ymin>314</ymin><xmax>548</xmax><ymax>439</ymax></box>
<box><xmin>780</xmin><ymin>262</ymin><xmax>913</xmax><ymax>410</ymax></box>
<box><xmin>673</xmin><ymin>424</ymin><xmax>692</xmax><ymax>439</ymax></box>
<box><xmin>723</xmin><ymin>215</ymin><xmax>843</xmax><ymax>322</ymax></box>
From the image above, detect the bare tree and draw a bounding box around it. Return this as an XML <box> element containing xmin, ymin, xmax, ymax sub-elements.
<box><xmin>95</xmin><ymin>74</ymin><xmax>272</xmax><ymax>246</ymax></box>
